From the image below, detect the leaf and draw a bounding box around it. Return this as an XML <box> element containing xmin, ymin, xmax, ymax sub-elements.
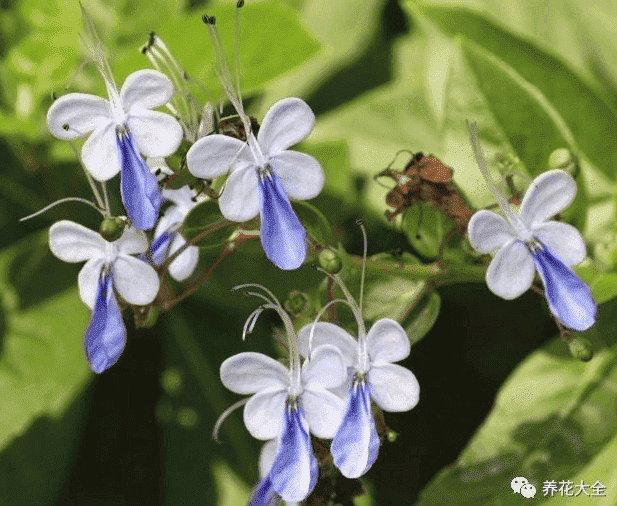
<box><xmin>404</xmin><ymin>290</ymin><xmax>441</xmax><ymax>347</ymax></box>
<box><xmin>182</xmin><ymin>201</ymin><xmax>236</xmax><ymax>249</ymax></box>
<box><xmin>401</xmin><ymin>202</ymin><xmax>452</xmax><ymax>259</ymax></box>
<box><xmin>0</xmin><ymin>237</ymin><xmax>92</xmax><ymax>505</ymax></box>
<box><xmin>421</xmin><ymin>5</ymin><xmax>617</xmax><ymax>181</ymax></box>
<box><xmin>292</xmin><ymin>200</ymin><xmax>336</xmax><ymax>246</ymax></box>
<box><xmin>414</xmin><ymin>296</ymin><xmax>617</xmax><ymax>506</ymax></box>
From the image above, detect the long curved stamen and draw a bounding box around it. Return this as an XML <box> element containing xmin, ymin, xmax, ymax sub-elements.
<box><xmin>466</xmin><ymin>121</ymin><xmax>530</xmax><ymax>239</ymax></box>
<box><xmin>308</xmin><ymin>298</ymin><xmax>357</xmax><ymax>356</ymax></box>
<box><xmin>233</xmin><ymin>283</ymin><xmax>282</xmax><ymax>308</ymax></box>
<box><xmin>212</xmin><ymin>397</ymin><xmax>249</xmax><ymax>442</ymax></box>
<box><xmin>19</xmin><ymin>197</ymin><xmax>104</xmax><ymax>222</ymax></box>
<box><xmin>242</xmin><ymin>308</ymin><xmax>264</xmax><ymax>340</ymax></box>
<box><xmin>233</xmin><ymin>285</ymin><xmax>301</xmax><ymax>390</ymax></box>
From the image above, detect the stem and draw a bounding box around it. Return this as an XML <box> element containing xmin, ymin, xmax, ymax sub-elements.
<box><xmin>158</xmin><ymin>219</ymin><xmax>232</xmax><ymax>274</ymax></box>
<box><xmin>159</xmin><ymin>243</ymin><xmax>231</xmax><ymax>311</ymax></box>
<box><xmin>346</xmin><ymin>254</ymin><xmax>487</xmax><ymax>286</ymax></box>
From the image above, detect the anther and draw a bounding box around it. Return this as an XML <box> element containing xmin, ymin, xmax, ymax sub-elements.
<box><xmin>237</xmin><ymin>0</ymin><xmax>245</xmax><ymax>7</ymax></box>
<box><xmin>62</xmin><ymin>124</ymin><xmax>70</xmax><ymax>131</ymax></box>
<box><xmin>202</xmin><ymin>14</ymin><xmax>216</xmax><ymax>25</ymax></box>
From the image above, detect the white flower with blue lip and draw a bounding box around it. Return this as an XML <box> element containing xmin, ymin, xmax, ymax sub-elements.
<box><xmin>46</xmin><ymin>69</ymin><xmax>183</xmax><ymax>230</ymax></box>
<box><xmin>297</xmin><ymin>280</ymin><xmax>420</xmax><ymax>479</ymax></box>
<box><xmin>49</xmin><ymin>220</ymin><xmax>160</xmax><ymax>373</ymax></box>
<box><xmin>217</xmin><ymin>286</ymin><xmax>345</xmax><ymax>503</ymax></box>
<box><xmin>150</xmin><ymin>185</ymin><xmax>205</xmax><ymax>281</ymax></box>
<box><xmin>186</xmin><ymin>98</ymin><xmax>324</xmax><ymax>270</ymax></box>
<box><xmin>466</xmin><ymin>122</ymin><xmax>596</xmax><ymax>331</ymax></box>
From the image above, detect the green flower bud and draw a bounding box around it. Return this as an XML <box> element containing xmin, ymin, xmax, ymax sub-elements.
<box><xmin>318</xmin><ymin>248</ymin><xmax>343</xmax><ymax>274</ymax></box>
<box><xmin>568</xmin><ymin>336</ymin><xmax>593</xmax><ymax>362</ymax></box>
<box><xmin>99</xmin><ymin>216</ymin><xmax>126</xmax><ymax>242</ymax></box>
<box><xmin>548</xmin><ymin>148</ymin><xmax>579</xmax><ymax>177</ymax></box>
<box><xmin>387</xmin><ymin>430</ymin><xmax>398</xmax><ymax>443</ymax></box>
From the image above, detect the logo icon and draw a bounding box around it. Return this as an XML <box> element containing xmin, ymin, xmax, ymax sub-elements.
<box><xmin>511</xmin><ymin>477</ymin><xmax>536</xmax><ymax>499</ymax></box>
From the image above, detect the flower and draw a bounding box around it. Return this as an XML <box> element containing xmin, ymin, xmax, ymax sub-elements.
<box><xmin>466</xmin><ymin>122</ymin><xmax>596</xmax><ymax>331</ymax></box>
<box><xmin>298</xmin><ymin>317</ymin><xmax>420</xmax><ymax>479</ymax></box>
<box><xmin>222</xmin><ymin>346</ymin><xmax>345</xmax><ymax>503</ymax></box>
<box><xmin>47</xmin><ymin>69</ymin><xmax>183</xmax><ymax>230</ymax></box>
<box><xmin>217</xmin><ymin>286</ymin><xmax>345</xmax><ymax>503</ymax></box>
<box><xmin>186</xmin><ymin>97</ymin><xmax>324</xmax><ymax>270</ymax></box>
<box><xmin>150</xmin><ymin>186</ymin><xmax>205</xmax><ymax>281</ymax></box>
<box><xmin>49</xmin><ymin>220</ymin><xmax>160</xmax><ymax>372</ymax></box>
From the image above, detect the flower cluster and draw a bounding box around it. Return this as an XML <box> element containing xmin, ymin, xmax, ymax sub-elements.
<box><xmin>217</xmin><ymin>282</ymin><xmax>420</xmax><ymax>504</ymax></box>
<box><xmin>44</xmin><ymin>10</ymin><xmax>325</xmax><ymax>373</ymax></box>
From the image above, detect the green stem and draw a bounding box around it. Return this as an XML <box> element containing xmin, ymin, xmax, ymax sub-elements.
<box><xmin>346</xmin><ymin>254</ymin><xmax>487</xmax><ymax>286</ymax></box>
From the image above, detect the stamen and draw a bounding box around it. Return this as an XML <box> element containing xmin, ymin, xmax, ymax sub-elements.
<box><xmin>308</xmin><ymin>298</ymin><xmax>355</xmax><ymax>356</ymax></box>
<box><xmin>212</xmin><ymin>397</ymin><xmax>249</xmax><ymax>442</ymax></box>
<box><xmin>19</xmin><ymin>197</ymin><xmax>104</xmax><ymax>222</ymax></box>
<box><xmin>466</xmin><ymin>121</ymin><xmax>529</xmax><ymax>238</ymax></box>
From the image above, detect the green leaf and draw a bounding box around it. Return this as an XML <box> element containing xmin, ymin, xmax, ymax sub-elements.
<box><xmin>182</xmin><ymin>201</ymin><xmax>236</xmax><ymax>249</ymax></box>
<box><xmin>0</xmin><ymin>238</ymin><xmax>92</xmax><ymax>505</ymax></box>
<box><xmin>153</xmin><ymin>1</ymin><xmax>320</xmax><ymax>95</ymax></box>
<box><xmin>590</xmin><ymin>273</ymin><xmax>617</xmax><ymax>304</ymax></box>
<box><xmin>404</xmin><ymin>290</ymin><xmax>441</xmax><ymax>347</ymax></box>
<box><xmin>421</xmin><ymin>5</ymin><xmax>617</xmax><ymax>181</ymax></box>
<box><xmin>292</xmin><ymin>200</ymin><xmax>336</xmax><ymax>246</ymax></box>
<box><xmin>402</xmin><ymin>202</ymin><xmax>452</xmax><ymax>259</ymax></box>
<box><xmin>414</xmin><ymin>296</ymin><xmax>617</xmax><ymax>506</ymax></box>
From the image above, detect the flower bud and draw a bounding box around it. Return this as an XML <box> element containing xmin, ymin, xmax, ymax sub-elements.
<box><xmin>318</xmin><ymin>248</ymin><xmax>343</xmax><ymax>274</ymax></box>
<box><xmin>568</xmin><ymin>336</ymin><xmax>593</xmax><ymax>362</ymax></box>
<box><xmin>548</xmin><ymin>148</ymin><xmax>579</xmax><ymax>177</ymax></box>
<box><xmin>99</xmin><ymin>216</ymin><xmax>126</xmax><ymax>242</ymax></box>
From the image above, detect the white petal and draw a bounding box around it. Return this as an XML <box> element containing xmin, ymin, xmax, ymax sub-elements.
<box><xmin>128</xmin><ymin>108</ymin><xmax>183</xmax><ymax>157</ymax></box>
<box><xmin>47</xmin><ymin>93</ymin><xmax>110</xmax><ymax>140</ymax></box>
<box><xmin>257</xmin><ymin>98</ymin><xmax>315</xmax><ymax>155</ymax></box>
<box><xmin>112</xmin><ymin>256</ymin><xmax>160</xmax><ymax>305</ymax></box>
<box><xmin>81</xmin><ymin>121</ymin><xmax>121</xmax><ymax>181</ymax></box>
<box><xmin>120</xmin><ymin>69</ymin><xmax>174</xmax><ymax>111</ymax></box>
<box><xmin>486</xmin><ymin>240</ymin><xmax>535</xmax><ymax>300</ymax></box>
<box><xmin>519</xmin><ymin>170</ymin><xmax>577</xmax><ymax>228</ymax></box>
<box><xmin>168</xmin><ymin>235</ymin><xmax>199</xmax><ymax>281</ymax></box>
<box><xmin>302</xmin><ymin>387</ymin><xmax>345</xmax><ymax>439</ymax></box>
<box><xmin>259</xmin><ymin>440</ymin><xmax>279</xmax><ymax>478</ymax></box>
<box><xmin>366</xmin><ymin>319</ymin><xmax>410</xmax><ymax>365</ymax></box>
<box><xmin>532</xmin><ymin>221</ymin><xmax>586</xmax><ymax>267</ymax></box>
<box><xmin>116</xmin><ymin>226</ymin><xmax>149</xmax><ymax>256</ymax></box>
<box><xmin>49</xmin><ymin>220</ymin><xmax>106</xmax><ymax>262</ymax></box>
<box><xmin>369</xmin><ymin>363</ymin><xmax>420</xmax><ymax>412</ymax></box>
<box><xmin>297</xmin><ymin>322</ymin><xmax>358</xmax><ymax>366</ymax></box>
<box><xmin>187</xmin><ymin>134</ymin><xmax>252</xmax><ymax>179</ymax></box>
<box><xmin>162</xmin><ymin>185</ymin><xmax>200</xmax><ymax>213</ymax></box>
<box><xmin>78</xmin><ymin>257</ymin><xmax>106</xmax><ymax>309</ymax></box>
<box><xmin>303</xmin><ymin>344</ymin><xmax>346</xmax><ymax>390</ymax></box>
<box><xmin>269</xmin><ymin>151</ymin><xmax>324</xmax><ymax>200</ymax></box>
<box><xmin>244</xmin><ymin>388</ymin><xmax>287</xmax><ymax>440</ymax></box>
<box><xmin>468</xmin><ymin>210</ymin><xmax>515</xmax><ymax>254</ymax></box>
<box><xmin>219</xmin><ymin>165</ymin><xmax>260</xmax><ymax>222</ymax></box>
<box><xmin>220</xmin><ymin>352</ymin><xmax>289</xmax><ymax>395</ymax></box>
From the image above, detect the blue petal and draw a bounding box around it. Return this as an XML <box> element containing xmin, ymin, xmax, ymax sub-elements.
<box><xmin>258</xmin><ymin>171</ymin><xmax>306</xmax><ymax>270</ymax></box>
<box><xmin>117</xmin><ymin>131</ymin><xmax>161</xmax><ymax>230</ymax></box>
<box><xmin>85</xmin><ymin>269</ymin><xmax>127</xmax><ymax>373</ymax></box>
<box><xmin>150</xmin><ymin>230</ymin><xmax>175</xmax><ymax>266</ymax></box>
<box><xmin>531</xmin><ymin>243</ymin><xmax>597</xmax><ymax>331</ymax></box>
<box><xmin>268</xmin><ymin>403</ymin><xmax>317</xmax><ymax>502</ymax></box>
<box><xmin>249</xmin><ymin>476</ymin><xmax>280</xmax><ymax>506</ymax></box>
<box><xmin>331</xmin><ymin>378</ymin><xmax>380</xmax><ymax>478</ymax></box>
